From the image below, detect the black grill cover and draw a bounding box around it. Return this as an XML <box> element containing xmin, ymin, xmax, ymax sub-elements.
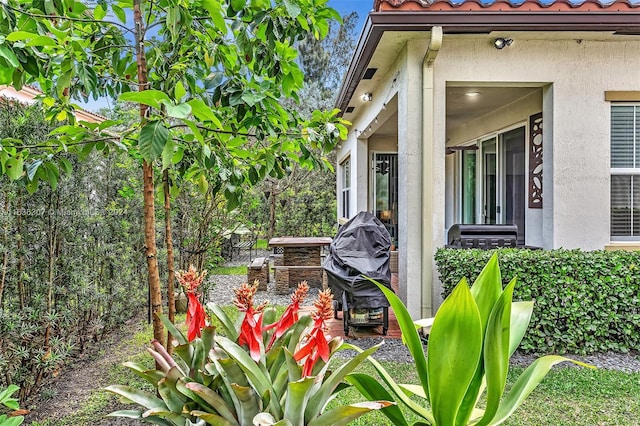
<box><xmin>323</xmin><ymin>211</ymin><xmax>393</xmax><ymax>309</ymax></box>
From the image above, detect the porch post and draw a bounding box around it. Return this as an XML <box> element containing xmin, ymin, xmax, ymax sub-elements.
<box><xmin>397</xmin><ymin>40</ymin><xmax>426</xmax><ymax>318</ymax></box>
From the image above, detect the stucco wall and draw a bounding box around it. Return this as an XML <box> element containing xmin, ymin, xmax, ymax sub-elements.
<box><xmin>434</xmin><ymin>35</ymin><xmax>640</xmax><ymax>250</ymax></box>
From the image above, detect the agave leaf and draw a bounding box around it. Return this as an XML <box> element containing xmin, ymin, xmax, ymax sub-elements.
<box><xmin>490</xmin><ymin>355</ymin><xmax>595</xmax><ymax>425</ymax></box>
<box><xmin>207</xmin><ymin>302</ymin><xmax>239</xmax><ymax>342</ymax></box>
<box><xmin>283</xmin><ymin>376</ymin><xmax>316</xmax><ymax>424</ymax></box>
<box><xmin>475</xmin><ymin>278</ymin><xmax>516</xmax><ymax>426</ymax></box>
<box><xmin>191</xmin><ymin>410</ymin><xmax>238</xmax><ymax>426</ymax></box>
<box><xmin>304</xmin><ymin>343</ymin><xmax>380</xmax><ymax>421</ymax></box>
<box><xmin>230</xmin><ymin>383</ymin><xmax>261</xmax><ymax>425</ymax></box>
<box><xmin>345</xmin><ymin>373</ymin><xmax>408</xmax><ymax>426</ymax></box>
<box><xmin>308</xmin><ymin>401</ymin><xmax>394</xmax><ymax>426</ymax></box>
<box><xmin>369</xmin><ymin>278</ymin><xmax>429</xmax><ymax>397</ymax></box>
<box><xmin>123</xmin><ymin>361</ymin><xmax>165</xmax><ymax>386</ymax></box>
<box><xmin>428</xmin><ymin>280</ymin><xmax>483</xmax><ymax>426</ymax></box>
<box><xmin>158</xmin><ymin>313</ymin><xmax>188</xmax><ymax>346</ymax></box>
<box><xmin>509</xmin><ymin>301</ymin><xmax>534</xmax><ymax>357</ymax></box>
<box><xmin>470</xmin><ymin>253</ymin><xmax>502</xmax><ymax>331</ymax></box>
<box><xmin>344</xmin><ymin>343</ymin><xmax>434</xmax><ymax>422</ymax></box>
<box><xmin>105</xmin><ymin>385</ymin><xmax>168</xmax><ymax>410</ymax></box>
<box><xmin>397</xmin><ymin>383</ymin><xmax>426</xmax><ymax>399</ymax></box>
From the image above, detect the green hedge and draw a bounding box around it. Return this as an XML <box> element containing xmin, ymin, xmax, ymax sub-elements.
<box><xmin>434</xmin><ymin>248</ymin><xmax>640</xmax><ymax>355</ymax></box>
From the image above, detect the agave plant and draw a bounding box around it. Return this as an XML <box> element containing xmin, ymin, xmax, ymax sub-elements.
<box><xmin>106</xmin><ymin>281</ymin><xmax>391</xmax><ymax>425</ymax></box>
<box><xmin>348</xmin><ymin>253</ymin><xmax>592</xmax><ymax>426</ymax></box>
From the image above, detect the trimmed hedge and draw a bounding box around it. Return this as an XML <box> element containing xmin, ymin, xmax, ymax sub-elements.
<box><xmin>434</xmin><ymin>248</ymin><xmax>640</xmax><ymax>355</ymax></box>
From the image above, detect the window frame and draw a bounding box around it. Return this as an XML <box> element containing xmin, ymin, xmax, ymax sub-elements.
<box><xmin>340</xmin><ymin>156</ymin><xmax>351</xmax><ymax>219</ymax></box>
<box><xmin>610</xmin><ymin>103</ymin><xmax>640</xmax><ymax>240</ymax></box>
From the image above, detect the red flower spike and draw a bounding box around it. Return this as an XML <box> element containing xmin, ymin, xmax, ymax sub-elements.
<box><xmin>264</xmin><ymin>282</ymin><xmax>309</xmax><ymax>350</ymax></box>
<box><xmin>176</xmin><ymin>266</ymin><xmax>209</xmax><ymax>342</ymax></box>
<box><xmin>234</xmin><ymin>281</ymin><xmax>267</xmax><ymax>362</ymax></box>
<box><xmin>186</xmin><ymin>293</ymin><xmax>207</xmax><ymax>341</ymax></box>
<box><xmin>293</xmin><ymin>289</ymin><xmax>333</xmax><ymax>377</ymax></box>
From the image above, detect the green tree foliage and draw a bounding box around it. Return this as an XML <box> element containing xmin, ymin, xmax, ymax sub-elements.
<box><xmin>0</xmin><ymin>0</ymin><xmax>349</xmax><ymax>349</ymax></box>
<box><xmin>246</xmin><ymin>12</ymin><xmax>359</xmax><ymax>239</ymax></box>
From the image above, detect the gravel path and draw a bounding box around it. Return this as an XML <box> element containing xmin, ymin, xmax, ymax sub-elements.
<box><xmin>208</xmin><ymin>252</ymin><xmax>640</xmax><ymax>372</ymax></box>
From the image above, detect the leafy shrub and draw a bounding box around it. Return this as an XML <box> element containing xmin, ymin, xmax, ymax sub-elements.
<box><xmin>435</xmin><ymin>248</ymin><xmax>640</xmax><ymax>354</ymax></box>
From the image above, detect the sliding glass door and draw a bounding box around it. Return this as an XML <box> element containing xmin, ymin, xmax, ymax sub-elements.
<box><xmin>462</xmin><ymin>127</ymin><xmax>526</xmax><ymax>243</ymax></box>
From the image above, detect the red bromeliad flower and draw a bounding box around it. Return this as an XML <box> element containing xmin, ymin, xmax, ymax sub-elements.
<box><xmin>176</xmin><ymin>266</ymin><xmax>208</xmax><ymax>342</ymax></box>
<box><xmin>234</xmin><ymin>281</ymin><xmax>268</xmax><ymax>362</ymax></box>
<box><xmin>264</xmin><ymin>281</ymin><xmax>309</xmax><ymax>350</ymax></box>
<box><xmin>294</xmin><ymin>288</ymin><xmax>334</xmax><ymax>377</ymax></box>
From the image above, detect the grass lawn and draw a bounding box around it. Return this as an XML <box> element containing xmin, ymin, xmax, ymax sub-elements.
<box><xmin>330</xmin><ymin>362</ymin><xmax>640</xmax><ymax>425</ymax></box>
<box><xmin>209</xmin><ymin>265</ymin><xmax>247</xmax><ymax>275</ymax></box>
<box><xmin>36</xmin><ymin>307</ymin><xmax>640</xmax><ymax>425</ymax></box>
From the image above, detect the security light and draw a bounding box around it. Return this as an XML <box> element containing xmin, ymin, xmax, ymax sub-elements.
<box><xmin>494</xmin><ymin>38</ymin><xmax>513</xmax><ymax>49</ymax></box>
<box><xmin>361</xmin><ymin>92</ymin><xmax>373</xmax><ymax>102</ymax></box>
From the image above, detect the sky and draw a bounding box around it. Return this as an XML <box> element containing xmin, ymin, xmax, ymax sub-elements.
<box><xmin>328</xmin><ymin>0</ymin><xmax>373</xmax><ymax>28</ymax></box>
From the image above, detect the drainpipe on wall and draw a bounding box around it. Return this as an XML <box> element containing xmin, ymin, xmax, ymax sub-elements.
<box><xmin>421</xmin><ymin>26</ymin><xmax>442</xmax><ymax>319</ymax></box>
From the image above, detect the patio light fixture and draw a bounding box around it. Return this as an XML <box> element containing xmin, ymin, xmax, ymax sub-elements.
<box><xmin>361</xmin><ymin>92</ymin><xmax>373</xmax><ymax>102</ymax></box>
<box><xmin>494</xmin><ymin>37</ymin><xmax>513</xmax><ymax>49</ymax></box>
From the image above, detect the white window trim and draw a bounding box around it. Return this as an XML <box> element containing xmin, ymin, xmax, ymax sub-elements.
<box><xmin>610</xmin><ymin>103</ymin><xmax>640</xmax><ymax>241</ymax></box>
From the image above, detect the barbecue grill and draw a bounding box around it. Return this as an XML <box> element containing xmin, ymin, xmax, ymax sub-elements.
<box><xmin>323</xmin><ymin>211</ymin><xmax>393</xmax><ymax>336</ymax></box>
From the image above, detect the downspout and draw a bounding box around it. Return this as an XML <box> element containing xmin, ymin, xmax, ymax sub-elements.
<box><xmin>421</xmin><ymin>26</ymin><xmax>442</xmax><ymax>319</ymax></box>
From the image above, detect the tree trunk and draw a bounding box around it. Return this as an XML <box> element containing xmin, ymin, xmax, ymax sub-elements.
<box><xmin>268</xmin><ymin>181</ymin><xmax>277</xmax><ymax>241</ymax></box>
<box><xmin>163</xmin><ymin>169</ymin><xmax>176</xmax><ymax>355</ymax></box>
<box><xmin>135</xmin><ymin>0</ymin><xmax>164</xmax><ymax>347</ymax></box>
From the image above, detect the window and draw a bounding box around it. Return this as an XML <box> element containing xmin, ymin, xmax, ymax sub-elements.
<box><xmin>611</xmin><ymin>105</ymin><xmax>640</xmax><ymax>239</ymax></box>
<box><xmin>341</xmin><ymin>158</ymin><xmax>351</xmax><ymax>218</ymax></box>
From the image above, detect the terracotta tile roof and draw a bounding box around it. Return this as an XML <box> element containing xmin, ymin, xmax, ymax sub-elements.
<box><xmin>375</xmin><ymin>0</ymin><xmax>640</xmax><ymax>11</ymax></box>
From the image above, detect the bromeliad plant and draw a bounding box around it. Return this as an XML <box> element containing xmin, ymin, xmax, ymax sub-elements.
<box><xmin>107</xmin><ymin>280</ymin><xmax>391</xmax><ymax>425</ymax></box>
<box><xmin>349</xmin><ymin>253</ymin><xmax>593</xmax><ymax>426</ymax></box>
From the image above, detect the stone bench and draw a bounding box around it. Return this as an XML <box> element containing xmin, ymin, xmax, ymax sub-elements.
<box><xmin>247</xmin><ymin>257</ymin><xmax>269</xmax><ymax>291</ymax></box>
<box><xmin>273</xmin><ymin>265</ymin><xmax>327</xmax><ymax>295</ymax></box>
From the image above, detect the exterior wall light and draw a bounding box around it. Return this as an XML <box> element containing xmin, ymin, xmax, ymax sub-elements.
<box><xmin>361</xmin><ymin>92</ymin><xmax>373</xmax><ymax>102</ymax></box>
<box><xmin>494</xmin><ymin>38</ymin><xmax>513</xmax><ymax>49</ymax></box>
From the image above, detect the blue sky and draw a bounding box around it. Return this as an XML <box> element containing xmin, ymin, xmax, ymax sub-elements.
<box><xmin>328</xmin><ymin>0</ymin><xmax>372</xmax><ymax>29</ymax></box>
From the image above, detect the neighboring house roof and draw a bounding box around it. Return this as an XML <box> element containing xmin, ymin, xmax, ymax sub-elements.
<box><xmin>336</xmin><ymin>0</ymin><xmax>640</xmax><ymax>113</ymax></box>
<box><xmin>0</xmin><ymin>85</ymin><xmax>106</xmax><ymax>123</ymax></box>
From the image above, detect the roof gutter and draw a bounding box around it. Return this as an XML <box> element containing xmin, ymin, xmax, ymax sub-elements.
<box><xmin>421</xmin><ymin>26</ymin><xmax>442</xmax><ymax>319</ymax></box>
<box><xmin>335</xmin><ymin>10</ymin><xmax>640</xmax><ymax>114</ymax></box>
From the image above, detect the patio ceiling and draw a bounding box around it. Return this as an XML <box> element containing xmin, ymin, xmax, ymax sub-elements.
<box><xmin>372</xmin><ymin>86</ymin><xmax>540</xmax><ymax>140</ymax></box>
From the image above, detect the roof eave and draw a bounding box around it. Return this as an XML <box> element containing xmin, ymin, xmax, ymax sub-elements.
<box><xmin>334</xmin><ymin>11</ymin><xmax>640</xmax><ymax>114</ymax></box>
